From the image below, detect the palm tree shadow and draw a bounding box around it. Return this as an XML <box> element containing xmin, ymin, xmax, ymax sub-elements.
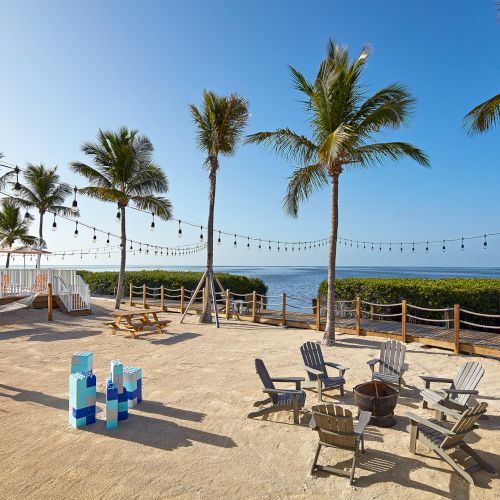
<box><xmin>147</xmin><ymin>332</ymin><xmax>201</xmax><ymax>345</ymax></box>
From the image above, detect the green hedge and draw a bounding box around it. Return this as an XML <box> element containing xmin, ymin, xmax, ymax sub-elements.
<box><xmin>318</xmin><ymin>278</ymin><xmax>500</xmax><ymax>314</ymax></box>
<box><xmin>77</xmin><ymin>270</ymin><xmax>267</xmax><ymax>297</ymax></box>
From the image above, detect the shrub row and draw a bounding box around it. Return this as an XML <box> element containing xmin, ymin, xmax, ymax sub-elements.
<box><xmin>318</xmin><ymin>278</ymin><xmax>500</xmax><ymax>314</ymax></box>
<box><xmin>77</xmin><ymin>270</ymin><xmax>267</xmax><ymax>297</ymax></box>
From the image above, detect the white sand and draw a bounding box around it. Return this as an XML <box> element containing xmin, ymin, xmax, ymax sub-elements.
<box><xmin>0</xmin><ymin>298</ymin><xmax>498</xmax><ymax>499</ymax></box>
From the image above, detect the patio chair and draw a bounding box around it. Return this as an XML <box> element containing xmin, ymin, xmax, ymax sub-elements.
<box><xmin>31</xmin><ymin>274</ymin><xmax>48</xmax><ymax>293</ymax></box>
<box><xmin>300</xmin><ymin>341</ymin><xmax>348</xmax><ymax>402</ymax></box>
<box><xmin>310</xmin><ymin>404</ymin><xmax>371</xmax><ymax>485</ymax></box>
<box><xmin>1</xmin><ymin>274</ymin><xmax>9</xmax><ymax>295</ymax></box>
<box><xmin>406</xmin><ymin>402</ymin><xmax>495</xmax><ymax>485</ymax></box>
<box><xmin>420</xmin><ymin>361</ymin><xmax>484</xmax><ymax>419</ymax></box>
<box><xmin>367</xmin><ymin>339</ymin><xmax>408</xmax><ymax>390</ymax></box>
<box><xmin>248</xmin><ymin>358</ymin><xmax>306</xmax><ymax>424</ymax></box>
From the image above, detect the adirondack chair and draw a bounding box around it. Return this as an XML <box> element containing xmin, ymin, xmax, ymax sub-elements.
<box><xmin>310</xmin><ymin>404</ymin><xmax>371</xmax><ymax>485</ymax></box>
<box><xmin>248</xmin><ymin>358</ymin><xmax>306</xmax><ymax>424</ymax></box>
<box><xmin>406</xmin><ymin>402</ymin><xmax>495</xmax><ymax>485</ymax></box>
<box><xmin>367</xmin><ymin>339</ymin><xmax>408</xmax><ymax>390</ymax></box>
<box><xmin>420</xmin><ymin>362</ymin><xmax>484</xmax><ymax>419</ymax></box>
<box><xmin>300</xmin><ymin>341</ymin><xmax>348</xmax><ymax>402</ymax></box>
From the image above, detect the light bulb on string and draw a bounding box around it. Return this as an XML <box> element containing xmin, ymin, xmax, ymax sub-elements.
<box><xmin>233</xmin><ymin>234</ymin><xmax>237</xmax><ymax>247</ymax></box>
<box><xmin>461</xmin><ymin>237</ymin><xmax>465</xmax><ymax>251</ymax></box>
<box><xmin>146</xmin><ymin>245</ymin><xmax>149</xmax><ymax>255</ymax></box>
<box><xmin>258</xmin><ymin>239</ymin><xmax>261</xmax><ymax>250</ymax></box>
<box><xmin>177</xmin><ymin>220</ymin><xmax>182</xmax><ymax>238</ymax></box>
<box><xmin>93</xmin><ymin>228</ymin><xmax>97</xmax><ymax>243</ymax></box>
<box><xmin>13</xmin><ymin>166</ymin><xmax>21</xmax><ymax>193</ymax></box>
<box><xmin>106</xmin><ymin>233</ymin><xmax>110</xmax><ymax>245</ymax></box>
<box><xmin>268</xmin><ymin>241</ymin><xmax>271</xmax><ymax>251</ymax></box>
<box><xmin>277</xmin><ymin>242</ymin><xmax>280</xmax><ymax>251</ymax></box>
<box><xmin>52</xmin><ymin>213</ymin><xmax>57</xmax><ymax>231</ymax></box>
<box><xmin>199</xmin><ymin>226</ymin><xmax>203</xmax><ymax>241</ymax></box>
<box><xmin>74</xmin><ymin>221</ymin><xmax>79</xmax><ymax>238</ymax></box>
<box><xmin>442</xmin><ymin>240</ymin><xmax>446</xmax><ymax>252</ymax></box>
<box><xmin>371</xmin><ymin>243</ymin><xmax>374</xmax><ymax>251</ymax></box>
<box><xmin>139</xmin><ymin>244</ymin><xmax>142</xmax><ymax>253</ymax></box>
<box><xmin>150</xmin><ymin>213</ymin><xmax>155</xmax><ymax>231</ymax></box>
<box><xmin>425</xmin><ymin>241</ymin><xmax>429</xmax><ymax>253</ymax></box>
<box><xmin>217</xmin><ymin>230</ymin><xmax>221</xmax><ymax>245</ymax></box>
<box><xmin>379</xmin><ymin>244</ymin><xmax>382</xmax><ymax>252</ymax></box>
<box><xmin>247</xmin><ymin>237</ymin><xmax>250</xmax><ymax>250</ymax></box>
<box><xmin>363</xmin><ymin>242</ymin><xmax>366</xmax><ymax>250</ymax></box>
<box><xmin>71</xmin><ymin>186</ymin><xmax>78</xmax><ymax>213</ymax></box>
<box><xmin>116</xmin><ymin>206</ymin><xmax>121</xmax><ymax>223</ymax></box>
<box><xmin>400</xmin><ymin>243</ymin><xmax>403</xmax><ymax>253</ymax></box>
<box><xmin>24</xmin><ymin>211</ymin><xmax>31</xmax><ymax>220</ymax></box>
<box><xmin>483</xmin><ymin>235</ymin><xmax>487</xmax><ymax>249</ymax></box>
<box><xmin>412</xmin><ymin>243</ymin><xmax>415</xmax><ymax>253</ymax></box>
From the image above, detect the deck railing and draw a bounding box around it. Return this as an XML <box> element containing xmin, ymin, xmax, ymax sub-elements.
<box><xmin>126</xmin><ymin>283</ymin><xmax>500</xmax><ymax>357</ymax></box>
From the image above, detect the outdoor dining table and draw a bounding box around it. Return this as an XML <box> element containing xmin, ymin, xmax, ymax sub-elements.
<box><xmin>106</xmin><ymin>308</ymin><xmax>171</xmax><ymax>338</ymax></box>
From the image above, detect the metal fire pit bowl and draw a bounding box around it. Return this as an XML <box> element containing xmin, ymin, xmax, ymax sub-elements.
<box><xmin>353</xmin><ymin>381</ymin><xmax>399</xmax><ymax>427</ymax></box>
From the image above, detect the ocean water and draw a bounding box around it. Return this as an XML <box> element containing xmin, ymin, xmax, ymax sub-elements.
<box><xmin>56</xmin><ymin>265</ymin><xmax>500</xmax><ymax>300</ymax></box>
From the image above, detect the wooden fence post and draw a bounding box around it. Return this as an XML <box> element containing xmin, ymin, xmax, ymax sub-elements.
<box><xmin>316</xmin><ymin>295</ymin><xmax>321</xmax><ymax>331</ymax></box>
<box><xmin>47</xmin><ymin>282</ymin><xmax>53</xmax><ymax>321</ymax></box>
<box><xmin>252</xmin><ymin>291</ymin><xmax>257</xmax><ymax>322</ymax></box>
<box><xmin>180</xmin><ymin>286</ymin><xmax>185</xmax><ymax>313</ymax></box>
<box><xmin>202</xmin><ymin>287</ymin><xmax>205</xmax><ymax>309</ymax></box>
<box><xmin>160</xmin><ymin>285</ymin><xmax>165</xmax><ymax>310</ymax></box>
<box><xmin>226</xmin><ymin>289</ymin><xmax>230</xmax><ymax>320</ymax></box>
<box><xmin>129</xmin><ymin>283</ymin><xmax>133</xmax><ymax>306</ymax></box>
<box><xmin>282</xmin><ymin>293</ymin><xmax>286</xmax><ymax>327</ymax></box>
<box><xmin>370</xmin><ymin>304</ymin><xmax>375</xmax><ymax>320</ymax></box>
<box><xmin>142</xmin><ymin>284</ymin><xmax>147</xmax><ymax>308</ymax></box>
<box><xmin>355</xmin><ymin>297</ymin><xmax>361</xmax><ymax>335</ymax></box>
<box><xmin>454</xmin><ymin>304</ymin><xmax>460</xmax><ymax>354</ymax></box>
<box><xmin>401</xmin><ymin>300</ymin><xmax>407</xmax><ymax>342</ymax></box>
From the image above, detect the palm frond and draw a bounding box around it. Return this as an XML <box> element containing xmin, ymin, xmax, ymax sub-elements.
<box><xmin>131</xmin><ymin>195</ymin><xmax>173</xmax><ymax>220</ymax></box>
<box><xmin>70</xmin><ymin>162</ymin><xmax>113</xmax><ymax>188</ymax></box>
<box><xmin>283</xmin><ymin>163</ymin><xmax>329</xmax><ymax>217</ymax></box>
<box><xmin>464</xmin><ymin>93</ymin><xmax>500</xmax><ymax>135</ymax></box>
<box><xmin>78</xmin><ymin>186</ymin><xmax>124</xmax><ymax>203</ymax></box>
<box><xmin>349</xmin><ymin>142</ymin><xmax>430</xmax><ymax>168</ymax></box>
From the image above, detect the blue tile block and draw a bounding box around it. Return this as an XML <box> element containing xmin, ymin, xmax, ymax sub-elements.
<box><xmin>86</xmin><ymin>414</ymin><xmax>96</xmax><ymax>425</ymax></box>
<box><xmin>117</xmin><ymin>390</ymin><xmax>128</xmax><ymax>403</ymax></box>
<box><xmin>68</xmin><ymin>414</ymin><xmax>87</xmax><ymax>428</ymax></box>
<box><xmin>72</xmin><ymin>404</ymin><xmax>96</xmax><ymax>419</ymax></box>
<box><xmin>118</xmin><ymin>411</ymin><xmax>128</xmax><ymax>421</ymax></box>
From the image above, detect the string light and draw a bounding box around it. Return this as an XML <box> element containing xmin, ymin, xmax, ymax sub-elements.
<box><xmin>233</xmin><ymin>234</ymin><xmax>237</xmax><ymax>247</ymax></box>
<box><xmin>71</xmin><ymin>186</ymin><xmax>78</xmax><ymax>213</ymax></box>
<box><xmin>13</xmin><ymin>166</ymin><xmax>21</xmax><ymax>193</ymax></box>
<box><xmin>461</xmin><ymin>237</ymin><xmax>465</xmax><ymax>251</ymax></box>
<box><xmin>442</xmin><ymin>240</ymin><xmax>446</xmax><ymax>252</ymax></box>
<box><xmin>483</xmin><ymin>235</ymin><xmax>487</xmax><ymax>249</ymax></box>
<box><xmin>52</xmin><ymin>213</ymin><xmax>57</xmax><ymax>231</ymax></box>
<box><xmin>74</xmin><ymin>221</ymin><xmax>79</xmax><ymax>238</ymax></box>
<box><xmin>107</xmin><ymin>233</ymin><xmax>110</xmax><ymax>244</ymax></box>
<box><xmin>150</xmin><ymin>213</ymin><xmax>155</xmax><ymax>231</ymax></box>
<box><xmin>247</xmin><ymin>237</ymin><xmax>250</xmax><ymax>250</ymax></box>
<box><xmin>199</xmin><ymin>226</ymin><xmax>203</xmax><ymax>241</ymax></box>
<box><xmin>178</xmin><ymin>220</ymin><xmax>182</xmax><ymax>238</ymax></box>
<box><xmin>217</xmin><ymin>230</ymin><xmax>221</xmax><ymax>245</ymax></box>
<box><xmin>92</xmin><ymin>228</ymin><xmax>97</xmax><ymax>243</ymax></box>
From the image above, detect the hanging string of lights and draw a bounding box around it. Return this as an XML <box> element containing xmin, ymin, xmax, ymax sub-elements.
<box><xmin>1</xmin><ymin>161</ymin><xmax>498</xmax><ymax>254</ymax></box>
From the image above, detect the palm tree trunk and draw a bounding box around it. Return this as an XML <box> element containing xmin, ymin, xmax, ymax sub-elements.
<box><xmin>323</xmin><ymin>173</ymin><xmax>339</xmax><ymax>346</ymax></box>
<box><xmin>199</xmin><ymin>159</ymin><xmax>217</xmax><ymax>323</ymax></box>
<box><xmin>36</xmin><ymin>212</ymin><xmax>44</xmax><ymax>269</ymax></box>
<box><xmin>6</xmin><ymin>252</ymin><xmax>10</xmax><ymax>268</ymax></box>
<box><xmin>115</xmin><ymin>206</ymin><xmax>126</xmax><ymax>309</ymax></box>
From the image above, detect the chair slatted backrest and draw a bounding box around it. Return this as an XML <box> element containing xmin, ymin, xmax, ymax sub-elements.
<box><xmin>451</xmin><ymin>362</ymin><xmax>484</xmax><ymax>406</ymax></box>
<box><xmin>311</xmin><ymin>404</ymin><xmax>356</xmax><ymax>449</ymax></box>
<box><xmin>300</xmin><ymin>341</ymin><xmax>327</xmax><ymax>381</ymax></box>
<box><xmin>441</xmin><ymin>402</ymin><xmax>488</xmax><ymax>449</ymax></box>
<box><xmin>378</xmin><ymin>340</ymin><xmax>406</xmax><ymax>376</ymax></box>
<box><xmin>255</xmin><ymin>358</ymin><xmax>277</xmax><ymax>404</ymax></box>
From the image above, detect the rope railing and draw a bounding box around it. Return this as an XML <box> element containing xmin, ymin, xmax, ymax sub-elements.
<box><xmin>361</xmin><ymin>310</ymin><xmax>402</xmax><ymax>318</ymax></box>
<box><xmin>460</xmin><ymin>320</ymin><xmax>500</xmax><ymax>330</ymax></box>
<box><xmin>461</xmin><ymin>309</ymin><xmax>500</xmax><ymax>318</ymax></box>
<box><xmin>407</xmin><ymin>304</ymin><xmax>453</xmax><ymax>312</ymax></box>
<box><xmin>407</xmin><ymin>314</ymin><xmax>452</xmax><ymax>323</ymax></box>
<box><xmin>361</xmin><ymin>300</ymin><xmax>402</xmax><ymax>308</ymax></box>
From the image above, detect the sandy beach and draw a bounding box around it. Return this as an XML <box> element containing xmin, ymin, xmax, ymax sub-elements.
<box><xmin>0</xmin><ymin>298</ymin><xmax>498</xmax><ymax>499</ymax></box>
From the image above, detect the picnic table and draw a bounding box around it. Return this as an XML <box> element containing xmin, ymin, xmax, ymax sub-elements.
<box><xmin>105</xmin><ymin>308</ymin><xmax>171</xmax><ymax>338</ymax></box>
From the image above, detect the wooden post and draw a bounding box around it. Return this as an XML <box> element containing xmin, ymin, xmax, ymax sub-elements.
<box><xmin>142</xmin><ymin>284</ymin><xmax>147</xmax><ymax>308</ymax></box>
<box><xmin>316</xmin><ymin>295</ymin><xmax>321</xmax><ymax>331</ymax></box>
<box><xmin>282</xmin><ymin>293</ymin><xmax>286</xmax><ymax>327</ymax></box>
<box><xmin>160</xmin><ymin>285</ymin><xmax>165</xmax><ymax>310</ymax></box>
<box><xmin>401</xmin><ymin>300</ymin><xmax>407</xmax><ymax>342</ymax></box>
<box><xmin>47</xmin><ymin>282</ymin><xmax>53</xmax><ymax>321</ymax></box>
<box><xmin>355</xmin><ymin>297</ymin><xmax>361</xmax><ymax>335</ymax></box>
<box><xmin>454</xmin><ymin>304</ymin><xmax>460</xmax><ymax>354</ymax></box>
<box><xmin>202</xmin><ymin>287</ymin><xmax>205</xmax><ymax>309</ymax></box>
<box><xmin>226</xmin><ymin>289</ymin><xmax>230</xmax><ymax>319</ymax></box>
<box><xmin>370</xmin><ymin>304</ymin><xmax>375</xmax><ymax>320</ymax></box>
<box><xmin>129</xmin><ymin>283</ymin><xmax>133</xmax><ymax>306</ymax></box>
<box><xmin>252</xmin><ymin>291</ymin><xmax>257</xmax><ymax>322</ymax></box>
<box><xmin>180</xmin><ymin>286</ymin><xmax>185</xmax><ymax>313</ymax></box>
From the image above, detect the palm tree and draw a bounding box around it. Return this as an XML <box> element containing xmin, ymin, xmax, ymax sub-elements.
<box><xmin>190</xmin><ymin>90</ymin><xmax>249</xmax><ymax>323</ymax></box>
<box><xmin>245</xmin><ymin>39</ymin><xmax>429</xmax><ymax>345</ymax></box>
<box><xmin>0</xmin><ymin>200</ymin><xmax>36</xmax><ymax>268</ymax></box>
<box><xmin>71</xmin><ymin>127</ymin><xmax>172</xmax><ymax>309</ymax></box>
<box><xmin>464</xmin><ymin>93</ymin><xmax>500</xmax><ymax>134</ymax></box>
<box><xmin>8</xmin><ymin>164</ymin><xmax>74</xmax><ymax>268</ymax></box>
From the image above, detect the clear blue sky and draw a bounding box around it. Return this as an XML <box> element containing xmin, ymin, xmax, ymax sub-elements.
<box><xmin>0</xmin><ymin>0</ymin><xmax>498</xmax><ymax>267</ymax></box>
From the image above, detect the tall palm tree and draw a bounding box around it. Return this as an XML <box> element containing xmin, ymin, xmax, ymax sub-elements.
<box><xmin>71</xmin><ymin>127</ymin><xmax>172</xmax><ymax>309</ymax></box>
<box><xmin>8</xmin><ymin>164</ymin><xmax>74</xmax><ymax>268</ymax></box>
<box><xmin>190</xmin><ymin>90</ymin><xmax>249</xmax><ymax>323</ymax></box>
<box><xmin>464</xmin><ymin>93</ymin><xmax>500</xmax><ymax>134</ymax></box>
<box><xmin>0</xmin><ymin>200</ymin><xmax>35</xmax><ymax>268</ymax></box>
<box><xmin>246</xmin><ymin>39</ymin><xmax>429</xmax><ymax>345</ymax></box>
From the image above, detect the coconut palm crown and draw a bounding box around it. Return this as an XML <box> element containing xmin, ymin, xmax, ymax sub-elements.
<box><xmin>0</xmin><ymin>200</ymin><xmax>36</xmax><ymax>268</ymax></box>
<box><xmin>464</xmin><ymin>93</ymin><xmax>500</xmax><ymax>135</ymax></box>
<box><xmin>71</xmin><ymin>127</ymin><xmax>172</xmax><ymax>309</ymax></box>
<box><xmin>245</xmin><ymin>39</ymin><xmax>429</xmax><ymax>344</ymax></box>
<box><xmin>190</xmin><ymin>90</ymin><xmax>249</xmax><ymax>323</ymax></box>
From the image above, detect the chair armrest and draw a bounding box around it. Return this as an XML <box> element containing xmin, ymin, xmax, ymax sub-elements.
<box><xmin>420</xmin><ymin>375</ymin><xmax>454</xmax><ymax>384</ymax></box>
<box><xmin>402</xmin><ymin>363</ymin><xmax>409</xmax><ymax>373</ymax></box>
<box><xmin>263</xmin><ymin>388</ymin><xmax>303</xmax><ymax>396</ymax></box>
<box><xmin>367</xmin><ymin>359</ymin><xmax>380</xmax><ymax>371</ymax></box>
<box><xmin>304</xmin><ymin>365</ymin><xmax>323</xmax><ymax>376</ymax></box>
<box><xmin>405</xmin><ymin>411</ymin><xmax>455</xmax><ymax>435</ymax></box>
<box><xmin>354</xmin><ymin>411</ymin><xmax>372</xmax><ymax>436</ymax></box>
<box><xmin>271</xmin><ymin>376</ymin><xmax>305</xmax><ymax>390</ymax></box>
<box><xmin>324</xmin><ymin>362</ymin><xmax>350</xmax><ymax>372</ymax></box>
<box><xmin>442</xmin><ymin>388</ymin><xmax>479</xmax><ymax>395</ymax></box>
<box><xmin>428</xmin><ymin>403</ymin><xmax>462</xmax><ymax>420</ymax></box>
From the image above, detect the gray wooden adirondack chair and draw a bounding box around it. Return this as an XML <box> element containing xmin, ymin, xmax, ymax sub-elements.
<box><xmin>367</xmin><ymin>339</ymin><xmax>408</xmax><ymax>389</ymax></box>
<box><xmin>248</xmin><ymin>358</ymin><xmax>306</xmax><ymax>424</ymax></box>
<box><xmin>406</xmin><ymin>402</ymin><xmax>495</xmax><ymax>485</ymax></box>
<box><xmin>300</xmin><ymin>341</ymin><xmax>348</xmax><ymax>401</ymax></box>
<box><xmin>310</xmin><ymin>404</ymin><xmax>372</xmax><ymax>485</ymax></box>
<box><xmin>420</xmin><ymin>361</ymin><xmax>484</xmax><ymax>419</ymax></box>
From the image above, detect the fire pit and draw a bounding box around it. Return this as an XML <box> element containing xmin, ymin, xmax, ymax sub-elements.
<box><xmin>353</xmin><ymin>381</ymin><xmax>399</xmax><ymax>427</ymax></box>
